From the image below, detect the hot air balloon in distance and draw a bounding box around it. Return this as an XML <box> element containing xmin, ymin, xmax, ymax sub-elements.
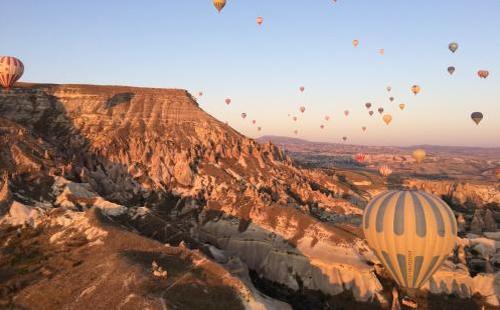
<box><xmin>447</xmin><ymin>66</ymin><xmax>455</xmax><ymax>75</ymax></box>
<box><xmin>0</xmin><ymin>56</ymin><xmax>24</xmax><ymax>90</ymax></box>
<box><xmin>225</xmin><ymin>98</ymin><xmax>231</xmax><ymax>105</ymax></box>
<box><xmin>389</xmin><ymin>97</ymin><xmax>394</xmax><ymax>102</ymax></box>
<box><xmin>448</xmin><ymin>42</ymin><xmax>459</xmax><ymax>53</ymax></box>
<box><xmin>386</xmin><ymin>86</ymin><xmax>392</xmax><ymax>92</ymax></box>
<box><xmin>369</xmin><ymin>111</ymin><xmax>374</xmax><ymax>116</ymax></box>
<box><xmin>342</xmin><ymin>136</ymin><xmax>347</xmax><ymax>142</ymax></box>
<box><xmin>198</xmin><ymin>91</ymin><xmax>203</xmax><ymax>97</ymax></box>
<box><xmin>213</xmin><ymin>0</ymin><xmax>226</xmax><ymax>13</ymax></box>
<box><xmin>257</xmin><ymin>126</ymin><xmax>262</xmax><ymax>131</ymax></box>
<box><xmin>362</xmin><ymin>126</ymin><xmax>367</xmax><ymax>132</ymax></box>
<box><xmin>325</xmin><ymin>115</ymin><xmax>330</xmax><ymax>121</ymax></box>
<box><xmin>378</xmin><ymin>165</ymin><xmax>392</xmax><ymax>177</ymax></box>
<box><xmin>355</xmin><ymin>153</ymin><xmax>366</xmax><ymax>163</ymax></box>
<box><xmin>495</xmin><ymin>168</ymin><xmax>500</xmax><ymax>179</ymax></box>
<box><xmin>352</xmin><ymin>39</ymin><xmax>359</xmax><ymax>47</ymax></box>
<box><xmin>344</xmin><ymin>110</ymin><xmax>349</xmax><ymax>117</ymax></box>
<box><xmin>471</xmin><ymin>112</ymin><xmax>483</xmax><ymax>125</ymax></box>
<box><xmin>379</xmin><ymin>49</ymin><xmax>385</xmax><ymax>56</ymax></box>
<box><xmin>299</xmin><ymin>86</ymin><xmax>305</xmax><ymax>93</ymax></box>
<box><xmin>383</xmin><ymin>114</ymin><xmax>392</xmax><ymax>125</ymax></box>
<box><xmin>252</xmin><ymin>120</ymin><xmax>256</xmax><ymax>124</ymax></box>
<box><xmin>294</xmin><ymin>130</ymin><xmax>298</xmax><ymax>135</ymax></box>
<box><xmin>320</xmin><ymin>125</ymin><xmax>325</xmax><ymax>129</ymax></box>
<box><xmin>363</xmin><ymin>190</ymin><xmax>457</xmax><ymax>289</ymax></box>
<box><xmin>299</xmin><ymin>106</ymin><xmax>306</xmax><ymax>113</ymax></box>
<box><xmin>477</xmin><ymin>70</ymin><xmax>489</xmax><ymax>79</ymax></box>
<box><xmin>365</xmin><ymin>102</ymin><xmax>372</xmax><ymax>109</ymax></box>
<box><xmin>241</xmin><ymin>113</ymin><xmax>247</xmax><ymax>119</ymax></box>
<box><xmin>399</xmin><ymin>103</ymin><xmax>406</xmax><ymax>110</ymax></box>
<box><xmin>411</xmin><ymin>85</ymin><xmax>421</xmax><ymax>95</ymax></box>
<box><xmin>378</xmin><ymin>107</ymin><xmax>384</xmax><ymax>114</ymax></box>
<box><xmin>256</xmin><ymin>16</ymin><xmax>264</xmax><ymax>26</ymax></box>
<box><xmin>293</xmin><ymin>116</ymin><xmax>297</xmax><ymax>121</ymax></box>
<box><xmin>412</xmin><ymin>149</ymin><xmax>426</xmax><ymax>164</ymax></box>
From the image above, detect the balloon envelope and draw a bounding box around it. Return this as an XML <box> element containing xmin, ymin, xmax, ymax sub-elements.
<box><xmin>378</xmin><ymin>108</ymin><xmax>384</xmax><ymax>114</ymax></box>
<box><xmin>477</xmin><ymin>70</ymin><xmax>489</xmax><ymax>79</ymax></box>
<box><xmin>353</xmin><ymin>40</ymin><xmax>359</xmax><ymax>47</ymax></box>
<box><xmin>0</xmin><ymin>56</ymin><xmax>24</xmax><ymax>90</ymax></box>
<box><xmin>447</xmin><ymin>66</ymin><xmax>455</xmax><ymax>75</ymax></box>
<box><xmin>225</xmin><ymin>98</ymin><xmax>231</xmax><ymax>105</ymax></box>
<box><xmin>213</xmin><ymin>0</ymin><xmax>226</xmax><ymax>12</ymax></box>
<box><xmin>256</xmin><ymin>16</ymin><xmax>264</xmax><ymax>25</ymax></box>
<box><xmin>399</xmin><ymin>103</ymin><xmax>406</xmax><ymax>110</ymax></box>
<box><xmin>448</xmin><ymin>42</ymin><xmax>459</xmax><ymax>53</ymax></box>
<box><xmin>241</xmin><ymin>113</ymin><xmax>247</xmax><ymax>119</ymax></box>
<box><xmin>383</xmin><ymin>114</ymin><xmax>392</xmax><ymax>125</ymax></box>
<box><xmin>378</xmin><ymin>165</ymin><xmax>392</xmax><ymax>177</ymax></box>
<box><xmin>365</xmin><ymin>103</ymin><xmax>372</xmax><ymax>109</ymax></box>
<box><xmin>411</xmin><ymin>85</ymin><xmax>421</xmax><ymax>95</ymax></box>
<box><xmin>369</xmin><ymin>111</ymin><xmax>374</xmax><ymax>116</ymax></box>
<box><xmin>363</xmin><ymin>190</ymin><xmax>457</xmax><ymax>289</ymax></box>
<box><xmin>471</xmin><ymin>112</ymin><xmax>483</xmax><ymax>125</ymax></box>
<box><xmin>412</xmin><ymin>149</ymin><xmax>426</xmax><ymax>163</ymax></box>
<box><xmin>300</xmin><ymin>106</ymin><xmax>306</xmax><ymax>113</ymax></box>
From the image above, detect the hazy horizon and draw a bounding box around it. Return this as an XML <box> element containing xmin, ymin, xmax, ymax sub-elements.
<box><xmin>2</xmin><ymin>0</ymin><xmax>499</xmax><ymax>147</ymax></box>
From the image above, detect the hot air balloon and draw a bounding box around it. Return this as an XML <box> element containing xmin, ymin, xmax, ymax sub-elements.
<box><xmin>342</xmin><ymin>136</ymin><xmax>347</xmax><ymax>142</ymax></box>
<box><xmin>386</xmin><ymin>86</ymin><xmax>392</xmax><ymax>92</ymax></box>
<box><xmin>447</xmin><ymin>66</ymin><xmax>455</xmax><ymax>75</ymax></box>
<box><xmin>448</xmin><ymin>42</ymin><xmax>458</xmax><ymax>53</ymax></box>
<box><xmin>365</xmin><ymin>102</ymin><xmax>372</xmax><ymax>109</ymax></box>
<box><xmin>412</xmin><ymin>149</ymin><xmax>426</xmax><ymax>164</ymax></box>
<box><xmin>256</xmin><ymin>16</ymin><xmax>264</xmax><ymax>26</ymax></box>
<box><xmin>293</xmin><ymin>116</ymin><xmax>297</xmax><ymax>121</ymax></box>
<box><xmin>362</xmin><ymin>126</ymin><xmax>367</xmax><ymax>132</ymax></box>
<box><xmin>320</xmin><ymin>125</ymin><xmax>325</xmax><ymax>129</ymax></box>
<box><xmin>225</xmin><ymin>98</ymin><xmax>231</xmax><ymax>105</ymax></box>
<box><xmin>378</xmin><ymin>165</ymin><xmax>392</xmax><ymax>177</ymax></box>
<box><xmin>198</xmin><ymin>91</ymin><xmax>203</xmax><ymax>97</ymax></box>
<box><xmin>299</xmin><ymin>86</ymin><xmax>305</xmax><ymax>93</ymax></box>
<box><xmin>477</xmin><ymin>70</ymin><xmax>489</xmax><ymax>79</ymax></box>
<box><xmin>300</xmin><ymin>106</ymin><xmax>306</xmax><ymax>113</ymax></box>
<box><xmin>389</xmin><ymin>97</ymin><xmax>394</xmax><ymax>102</ymax></box>
<box><xmin>257</xmin><ymin>126</ymin><xmax>262</xmax><ymax>131</ymax></box>
<box><xmin>241</xmin><ymin>113</ymin><xmax>247</xmax><ymax>119</ymax></box>
<box><xmin>352</xmin><ymin>40</ymin><xmax>359</xmax><ymax>47</ymax></box>
<box><xmin>383</xmin><ymin>114</ymin><xmax>392</xmax><ymax>125</ymax></box>
<box><xmin>379</xmin><ymin>49</ymin><xmax>385</xmax><ymax>56</ymax></box>
<box><xmin>325</xmin><ymin>115</ymin><xmax>330</xmax><ymax>121</ymax></box>
<box><xmin>411</xmin><ymin>85</ymin><xmax>421</xmax><ymax>95</ymax></box>
<box><xmin>471</xmin><ymin>112</ymin><xmax>483</xmax><ymax>125</ymax></box>
<box><xmin>252</xmin><ymin>120</ymin><xmax>256</xmax><ymax>124</ymax></box>
<box><xmin>378</xmin><ymin>107</ymin><xmax>384</xmax><ymax>114</ymax></box>
<box><xmin>213</xmin><ymin>0</ymin><xmax>226</xmax><ymax>13</ymax></box>
<box><xmin>344</xmin><ymin>110</ymin><xmax>349</xmax><ymax>117</ymax></box>
<box><xmin>363</xmin><ymin>190</ymin><xmax>457</xmax><ymax>289</ymax></box>
<box><xmin>0</xmin><ymin>56</ymin><xmax>24</xmax><ymax>90</ymax></box>
<box><xmin>294</xmin><ymin>130</ymin><xmax>298</xmax><ymax>135</ymax></box>
<box><xmin>369</xmin><ymin>111</ymin><xmax>374</xmax><ymax>116</ymax></box>
<box><xmin>399</xmin><ymin>103</ymin><xmax>406</xmax><ymax>110</ymax></box>
<box><xmin>495</xmin><ymin>168</ymin><xmax>500</xmax><ymax>179</ymax></box>
<box><xmin>355</xmin><ymin>153</ymin><xmax>366</xmax><ymax>163</ymax></box>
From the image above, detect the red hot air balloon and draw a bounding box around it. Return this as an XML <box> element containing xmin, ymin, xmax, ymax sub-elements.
<box><xmin>299</xmin><ymin>86</ymin><xmax>305</xmax><ymax>93</ymax></box>
<box><xmin>225</xmin><ymin>98</ymin><xmax>231</xmax><ymax>105</ymax></box>
<box><xmin>354</xmin><ymin>153</ymin><xmax>366</xmax><ymax>163</ymax></box>
<box><xmin>478</xmin><ymin>70</ymin><xmax>489</xmax><ymax>79</ymax></box>
<box><xmin>0</xmin><ymin>56</ymin><xmax>24</xmax><ymax>90</ymax></box>
<box><xmin>252</xmin><ymin>120</ymin><xmax>256</xmax><ymax>124</ymax></box>
<box><xmin>300</xmin><ymin>106</ymin><xmax>306</xmax><ymax>113</ymax></box>
<box><xmin>256</xmin><ymin>16</ymin><xmax>264</xmax><ymax>26</ymax></box>
<box><xmin>344</xmin><ymin>110</ymin><xmax>349</xmax><ymax>117</ymax></box>
<box><xmin>320</xmin><ymin>125</ymin><xmax>325</xmax><ymax>129</ymax></box>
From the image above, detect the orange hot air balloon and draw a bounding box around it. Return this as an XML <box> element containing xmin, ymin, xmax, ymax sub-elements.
<box><xmin>320</xmin><ymin>124</ymin><xmax>325</xmax><ymax>129</ymax></box>
<box><xmin>411</xmin><ymin>85</ymin><xmax>421</xmax><ymax>95</ymax></box>
<box><xmin>352</xmin><ymin>40</ymin><xmax>359</xmax><ymax>47</ymax></box>
<box><xmin>355</xmin><ymin>153</ymin><xmax>366</xmax><ymax>163</ymax></box>
<box><xmin>300</xmin><ymin>106</ymin><xmax>306</xmax><ymax>113</ymax></box>
<box><xmin>378</xmin><ymin>165</ymin><xmax>392</xmax><ymax>177</ymax></box>
<box><xmin>213</xmin><ymin>0</ymin><xmax>226</xmax><ymax>13</ymax></box>
<box><xmin>412</xmin><ymin>149</ymin><xmax>426</xmax><ymax>164</ymax></box>
<box><xmin>383</xmin><ymin>114</ymin><xmax>392</xmax><ymax>125</ymax></box>
<box><xmin>225</xmin><ymin>98</ymin><xmax>231</xmax><ymax>105</ymax></box>
<box><xmin>299</xmin><ymin>86</ymin><xmax>305</xmax><ymax>93</ymax></box>
<box><xmin>399</xmin><ymin>103</ymin><xmax>406</xmax><ymax>110</ymax></box>
<box><xmin>252</xmin><ymin>120</ymin><xmax>256</xmax><ymax>124</ymax></box>
<box><xmin>256</xmin><ymin>16</ymin><xmax>264</xmax><ymax>26</ymax></box>
<box><xmin>379</xmin><ymin>49</ymin><xmax>385</xmax><ymax>56</ymax></box>
<box><xmin>344</xmin><ymin>110</ymin><xmax>349</xmax><ymax>117</ymax></box>
<box><xmin>325</xmin><ymin>115</ymin><xmax>330</xmax><ymax>121</ymax></box>
<box><xmin>362</xmin><ymin>126</ymin><xmax>367</xmax><ymax>132</ymax></box>
<box><xmin>369</xmin><ymin>111</ymin><xmax>374</xmax><ymax>116</ymax></box>
<box><xmin>0</xmin><ymin>56</ymin><xmax>24</xmax><ymax>90</ymax></box>
<box><xmin>477</xmin><ymin>70</ymin><xmax>489</xmax><ymax>79</ymax></box>
<box><xmin>293</xmin><ymin>116</ymin><xmax>297</xmax><ymax>121</ymax></box>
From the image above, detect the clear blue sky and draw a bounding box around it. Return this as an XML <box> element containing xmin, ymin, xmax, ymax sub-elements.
<box><xmin>2</xmin><ymin>0</ymin><xmax>499</xmax><ymax>147</ymax></box>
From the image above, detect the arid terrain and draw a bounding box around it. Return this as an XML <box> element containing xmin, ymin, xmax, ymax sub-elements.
<box><xmin>0</xmin><ymin>84</ymin><xmax>498</xmax><ymax>309</ymax></box>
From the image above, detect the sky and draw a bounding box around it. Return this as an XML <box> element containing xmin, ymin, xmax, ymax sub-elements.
<box><xmin>1</xmin><ymin>0</ymin><xmax>499</xmax><ymax>147</ymax></box>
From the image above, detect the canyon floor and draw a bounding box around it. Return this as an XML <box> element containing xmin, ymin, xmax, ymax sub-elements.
<box><xmin>0</xmin><ymin>84</ymin><xmax>498</xmax><ymax>309</ymax></box>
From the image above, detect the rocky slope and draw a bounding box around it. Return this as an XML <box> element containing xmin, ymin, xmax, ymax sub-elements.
<box><xmin>0</xmin><ymin>84</ymin><xmax>498</xmax><ymax>309</ymax></box>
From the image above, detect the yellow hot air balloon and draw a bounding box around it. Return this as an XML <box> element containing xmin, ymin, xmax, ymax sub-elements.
<box><xmin>411</xmin><ymin>85</ymin><xmax>421</xmax><ymax>95</ymax></box>
<box><xmin>412</xmin><ymin>149</ymin><xmax>426</xmax><ymax>163</ymax></box>
<box><xmin>213</xmin><ymin>0</ymin><xmax>226</xmax><ymax>13</ymax></box>
<box><xmin>399</xmin><ymin>103</ymin><xmax>406</xmax><ymax>110</ymax></box>
<box><xmin>383</xmin><ymin>114</ymin><xmax>392</xmax><ymax>125</ymax></box>
<box><xmin>363</xmin><ymin>190</ymin><xmax>457</xmax><ymax>289</ymax></box>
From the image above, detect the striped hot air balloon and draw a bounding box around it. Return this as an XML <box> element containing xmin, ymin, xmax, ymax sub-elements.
<box><xmin>363</xmin><ymin>190</ymin><xmax>457</xmax><ymax>289</ymax></box>
<box><xmin>378</xmin><ymin>165</ymin><xmax>392</xmax><ymax>177</ymax></box>
<box><xmin>0</xmin><ymin>56</ymin><xmax>24</xmax><ymax>90</ymax></box>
